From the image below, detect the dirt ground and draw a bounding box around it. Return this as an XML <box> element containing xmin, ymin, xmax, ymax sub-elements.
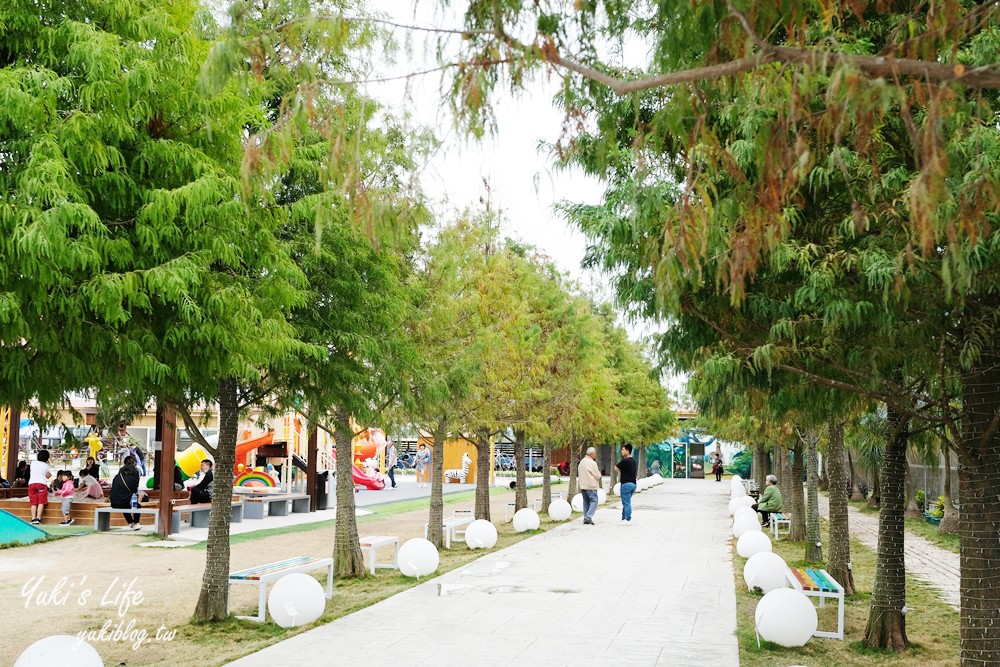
<box><xmin>1</xmin><ymin>487</ymin><xmax>544</xmax><ymax>666</ymax></box>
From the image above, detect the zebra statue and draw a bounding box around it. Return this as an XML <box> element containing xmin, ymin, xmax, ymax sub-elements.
<box><xmin>445</xmin><ymin>452</ymin><xmax>472</xmax><ymax>484</ymax></box>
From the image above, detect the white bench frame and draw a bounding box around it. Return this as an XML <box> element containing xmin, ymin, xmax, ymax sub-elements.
<box><xmin>784</xmin><ymin>568</ymin><xmax>845</xmax><ymax>640</ymax></box>
<box><xmin>94</xmin><ymin>506</ymin><xmax>160</xmax><ymax>532</ymax></box>
<box><xmin>358</xmin><ymin>535</ymin><xmax>399</xmax><ymax>575</ymax></box>
<box><xmin>424</xmin><ymin>512</ymin><xmax>474</xmax><ymax>548</ymax></box>
<box><xmin>228</xmin><ymin>557</ymin><xmax>334</xmax><ymax>622</ymax></box>
<box><xmin>770</xmin><ymin>512</ymin><xmax>791</xmax><ymax>540</ymax></box>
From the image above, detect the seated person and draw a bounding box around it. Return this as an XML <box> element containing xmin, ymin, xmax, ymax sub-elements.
<box><xmin>752</xmin><ymin>474</ymin><xmax>782</xmax><ymax>528</ymax></box>
<box><xmin>189</xmin><ymin>460</ymin><xmax>214</xmax><ymax>504</ymax></box>
<box><xmin>173</xmin><ymin>464</ymin><xmax>185</xmax><ymax>492</ymax></box>
<box><xmin>13</xmin><ymin>460</ymin><xmax>29</xmax><ymax>487</ymax></box>
<box><xmin>75</xmin><ymin>468</ymin><xmax>104</xmax><ymax>499</ymax></box>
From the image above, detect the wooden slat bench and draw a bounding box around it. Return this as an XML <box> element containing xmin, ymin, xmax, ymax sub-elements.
<box><xmin>424</xmin><ymin>512</ymin><xmax>474</xmax><ymax>548</ymax></box>
<box><xmin>358</xmin><ymin>535</ymin><xmax>399</xmax><ymax>575</ymax></box>
<box><xmin>784</xmin><ymin>567</ymin><xmax>845</xmax><ymax>639</ymax></box>
<box><xmin>770</xmin><ymin>512</ymin><xmax>791</xmax><ymax>540</ymax></box>
<box><xmin>228</xmin><ymin>556</ymin><xmax>334</xmax><ymax>622</ymax></box>
<box><xmin>94</xmin><ymin>506</ymin><xmax>161</xmax><ymax>532</ymax></box>
<box><xmin>242</xmin><ymin>493</ymin><xmax>311</xmax><ymax>520</ymax></box>
<box><xmin>171</xmin><ymin>501</ymin><xmax>244</xmax><ymax>532</ymax></box>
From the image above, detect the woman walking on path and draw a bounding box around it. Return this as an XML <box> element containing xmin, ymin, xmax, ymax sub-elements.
<box><xmin>414</xmin><ymin>443</ymin><xmax>431</xmax><ymax>488</ymax></box>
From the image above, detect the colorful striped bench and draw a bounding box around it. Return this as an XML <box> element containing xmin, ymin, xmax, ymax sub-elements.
<box><xmin>770</xmin><ymin>512</ymin><xmax>791</xmax><ymax>540</ymax></box>
<box><xmin>228</xmin><ymin>556</ymin><xmax>334</xmax><ymax>622</ymax></box>
<box><xmin>784</xmin><ymin>567</ymin><xmax>845</xmax><ymax>639</ymax></box>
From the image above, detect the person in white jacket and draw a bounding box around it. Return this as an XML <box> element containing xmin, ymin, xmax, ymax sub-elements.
<box><xmin>578</xmin><ymin>447</ymin><xmax>602</xmax><ymax>525</ymax></box>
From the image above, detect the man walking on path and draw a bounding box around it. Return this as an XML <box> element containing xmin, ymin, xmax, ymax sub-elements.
<box><xmin>578</xmin><ymin>446</ymin><xmax>602</xmax><ymax>525</ymax></box>
<box><xmin>616</xmin><ymin>444</ymin><xmax>638</xmax><ymax>523</ymax></box>
<box><xmin>386</xmin><ymin>438</ymin><xmax>398</xmax><ymax>489</ymax></box>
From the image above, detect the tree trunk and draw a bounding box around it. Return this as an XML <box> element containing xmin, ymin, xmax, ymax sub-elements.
<box><xmin>192</xmin><ymin>377</ymin><xmax>239</xmax><ymax>621</ymax></box>
<box><xmin>862</xmin><ymin>405</ymin><xmax>909</xmax><ymax>652</ymax></box>
<box><xmin>804</xmin><ymin>430</ymin><xmax>823</xmax><ymax>562</ymax></box>
<box><xmin>819</xmin><ymin>447</ymin><xmax>830</xmax><ymax>491</ymax></box>
<box><xmin>567</xmin><ymin>442</ymin><xmax>579</xmax><ymax>498</ymax></box>
<box><xmin>333</xmin><ymin>409</ymin><xmax>366</xmax><ymax>577</ymax></box>
<box><xmin>848</xmin><ymin>450</ymin><xmax>864</xmax><ymax>501</ymax></box>
<box><xmin>789</xmin><ymin>443</ymin><xmax>806</xmax><ymax>541</ymax></box>
<box><xmin>609</xmin><ymin>445</ymin><xmax>619</xmax><ymax>495</ymax></box>
<box><xmin>958</xmin><ymin>348</ymin><xmax>1000</xmax><ymax>666</ymax></box>
<box><xmin>427</xmin><ymin>420</ymin><xmax>447</xmax><ymax>548</ymax></box>
<box><xmin>939</xmin><ymin>444</ymin><xmax>958</xmax><ymax>535</ymax></box>
<box><xmin>638</xmin><ymin>446</ymin><xmax>647</xmax><ymax>477</ymax></box>
<box><xmin>474</xmin><ymin>429</ymin><xmax>491</xmax><ymax>520</ymax></box>
<box><xmin>868</xmin><ymin>470</ymin><xmax>882</xmax><ymax>509</ymax></box>
<box><xmin>904</xmin><ymin>460</ymin><xmax>923</xmax><ymax>519</ymax></box>
<box><xmin>514</xmin><ymin>428</ymin><xmax>527</xmax><ymax>511</ymax></box>
<box><xmin>541</xmin><ymin>440</ymin><xmax>552</xmax><ymax>509</ymax></box>
<box><xmin>777</xmin><ymin>447</ymin><xmax>792</xmax><ymax>513</ymax></box>
<box><xmin>827</xmin><ymin>419</ymin><xmax>855</xmax><ymax>594</ymax></box>
<box><xmin>753</xmin><ymin>444</ymin><xmax>767</xmax><ymax>491</ymax></box>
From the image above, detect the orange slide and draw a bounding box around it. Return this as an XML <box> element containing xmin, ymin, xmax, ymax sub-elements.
<box><xmin>236</xmin><ymin>432</ymin><xmax>275</xmax><ymax>466</ymax></box>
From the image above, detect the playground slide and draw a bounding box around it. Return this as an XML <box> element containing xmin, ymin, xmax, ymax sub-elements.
<box><xmin>236</xmin><ymin>432</ymin><xmax>275</xmax><ymax>465</ymax></box>
<box><xmin>353</xmin><ymin>464</ymin><xmax>385</xmax><ymax>490</ymax></box>
<box><xmin>0</xmin><ymin>509</ymin><xmax>48</xmax><ymax>545</ymax></box>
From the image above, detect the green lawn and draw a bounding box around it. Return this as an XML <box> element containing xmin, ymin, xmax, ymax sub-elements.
<box><xmin>732</xmin><ymin>532</ymin><xmax>959</xmax><ymax>667</ymax></box>
<box><xmin>904</xmin><ymin>516</ymin><xmax>959</xmax><ymax>554</ymax></box>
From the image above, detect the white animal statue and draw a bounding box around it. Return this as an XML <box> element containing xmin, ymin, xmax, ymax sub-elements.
<box><xmin>445</xmin><ymin>452</ymin><xmax>472</xmax><ymax>483</ymax></box>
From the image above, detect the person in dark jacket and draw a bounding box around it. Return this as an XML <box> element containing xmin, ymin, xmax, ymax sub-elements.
<box><xmin>110</xmin><ymin>456</ymin><xmax>142</xmax><ymax>530</ymax></box>
<box><xmin>190</xmin><ymin>460</ymin><xmax>214</xmax><ymax>504</ymax></box>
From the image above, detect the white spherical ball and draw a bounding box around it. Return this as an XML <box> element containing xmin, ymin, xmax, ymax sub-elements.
<box><xmin>398</xmin><ymin>538</ymin><xmax>439</xmax><ymax>577</ymax></box>
<box><xmin>512</xmin><ymin>508</ymin><xmax>540</xmax><ymax>532</ymax></box>
<box><xmin>730</xmin><ymin>484</ymin><xmax>746</xmax><ymax>499</ymax></box>
<box><xmin>727</xmin><ymin>497</ymin><xmax>747</xmax><ymax>515</ymax></box>
<box><xmin>755</xmin><ymin>588</ymin><xmax>818</xmax><ymax>647</ymax></box>
<box><xmin>739</xmin><ymin>496</ymin><xmax>756</xmax><ymax>510</ymax></box>
<box><xmin>743</xmin><ymin>552</ymin><xmax>788</xmax><ymax>594</ymax></box>
<box><xmin>571</xmin><ymin>493</ymin><xmax>584</xmax><ymax>512</ymax></box>
<box><xmin>734</xmin><ymin>506</ymin><xmax>758</xmax><ymax>523</ymax></box>
<box><xmin>731</xmin><ymin>474</ymin><xmax>742</xmax><ymax>481</ymax></box>
<box><xmin>267</xmin><ymin>573</ymin><xmax>326</xmax><ymax>628</ymax></box>
<box><xmin>597</xmin><ymin>489</ymin><xmax>608</xmax><ymax>504</ymax></box>
<box><xmin>15</xmin><ymin>636</ymin><xmax>103</xmax><ymax>667</ymax></box>
<box><xmin>548</xmin><ymin>499</ymin><xmax>572</xmax><ymax>521</ymax></box>
<box><xmin>465</xmin><ymin>519</ymin><xmax>498</xmax><ymax>549</ymax></box>
<box><xmin>613</xmin><ymin>482</ymin><xmax>621</xmax><ymax>495</ymax></box>
<box><xmin>736</xmin><ymin>530</ymin><xmax>773</xmax><ymax>558</ymax></box>
<box><xmin>733</xmin><ymin>516</ymin><xmax>762</xmax><ymax>538</ymax></box>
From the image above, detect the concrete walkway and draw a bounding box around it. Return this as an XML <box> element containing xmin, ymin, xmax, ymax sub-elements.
<box><xmin>817</xmin><ymin>494</ymin><xmax>960</xmax><ymax>609</ymax></box>
<box><xmin>226</xmin><ymin>479</ymin><xmax>739</xmax><ymax>667</ymax></box>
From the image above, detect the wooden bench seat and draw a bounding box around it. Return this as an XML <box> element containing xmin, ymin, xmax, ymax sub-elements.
<box><xmin>228</xmin><ymin>556</ymin><xmax>333</xmax><ymax>622</ymax></box>
<box><xmin>784</xmin><ymin>567</ymin><xmax>845</xmax><ymax>640</ymax></box>
<box><xmin>242</xmin><ymin>493</ymin><xmax>310</xmax><ymax>520</ymax></box>
<box><xmin>770</xmin><ymin>512</ymin><xmax>791</xmax><ymax>539</ymax></box>
<box><xmin>171</xmin><ymin>501</ymin><xmax>244</xmax><ymax>531</ymax></box>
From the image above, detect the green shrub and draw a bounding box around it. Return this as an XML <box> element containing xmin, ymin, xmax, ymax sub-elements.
<box><xmin>932</xmin><ymin>495</ymin><xmax>946</xmax><ymax>518</ymax></box>
<box><xmin>915</xmin><ymin>489</ymin><xmax>926</xmax><ymax>512</ymax></box>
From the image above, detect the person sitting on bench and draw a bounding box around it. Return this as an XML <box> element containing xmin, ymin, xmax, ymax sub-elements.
<box><xmin>752</xmin><ymin>474</ymin><xmax>782</xmax><ymax>528</ymax></box>
<box><xmin>189</xmin><ymin>460</ymin><xmax>214</xmax><ymax>504</ymax></box>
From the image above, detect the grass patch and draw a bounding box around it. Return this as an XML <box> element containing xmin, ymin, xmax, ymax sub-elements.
<box><xmin>848</xmin><ymin>499</ymin><xmax>881</xmax><ymax>515</ymax></box>
<box><xmin>181</xmin><ymin>518</ymin><xmax>557</xmax><ymax>667</ymax></box>
<box><xmin>733</xmin><ymin>533</ymin><xmax>959</xmax><ymax>666</ymax></box>
<box><xmin>904</xmin><ymin>517</ymin><xmax>959</xmax><ymax>554</ymax></box>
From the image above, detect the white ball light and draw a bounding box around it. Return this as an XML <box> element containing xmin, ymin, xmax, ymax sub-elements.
<box><xmin>732</xmin><ymin>474</ymin><xmax>742</xmax><ymax>481</ymax></box>
<box><xmin>571</xmin><ymin>493</ymin><xmax>584</xmax><ymax>512</ymax></box>
<box><xmin>743</xmin><ymin>552</ymin><xmax>788</xmax><ymax>594</ymax></box>
<box><xmin>398</xmin><ymin>538</ymin><xmax>439</xmax><ymax>577</ymax></box>
<box><xmin>730</xmin><ymin>484</ymin><xmax>746</xmax><ymax>498</ymax></box>
<box><xmin>512</xmin><ymin>508</ymin><xmax>540</xmax><ymax>532</ymax></box>
<box><xmin>465</xmin><ymin>519</ymin><xmax>498</xmax><ymax>549</ymax></box>
<box><xmin>613</xmin><ymin>482</ymin><xmax>621</xmax><ymax>496</ymax></box>
<box><xmin>15</xmin><ymin>636</ymin><xmax>103</xmax><ymax>667</ymax></box>
<box><xmin>728</xmin><ymin>497</ymin><xmax>747</xmax><ymax>515</ymax></box>
<box><xmin>755</xmin><ymin>588</ymin><xmax>818</xmax><ymax>647</ymax></box>
<box><xmin>597</xmin><ymin>489</ymin><xmax>608</xmax><ymax>504</ymax></box>
<box><xmin>267</xmin><ymin>573</ymin><xmax>326</xmax><ymax>628</ymax></box>
<box><xmin>736</xmin><ymin>530</ymin><xmax>773</xmax><ymax>558</ymax></box>
<box><xmin>738</xmin><ymin>496</ymin><xmax>756</xmax><ymax>510</ymax></box>
<box><xmin>548</xmin><ymin>499</ymin><xmax>572</xmax><ymax>521</ymax></box>
<box><xmin>734</xmin><ymin>506</ymin><xmax>758</xmax><ymax>523</ymax></box>
<box><xmin>733</xmin><ymin>516</ymin><xmax>762</xmax><ymax>538</ymax></box>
